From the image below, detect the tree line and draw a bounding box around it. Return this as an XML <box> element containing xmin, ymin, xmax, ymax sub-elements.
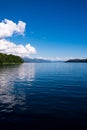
<box><xmin>0</xmin><ymin>53</ymin><xmax>24</xmax><ymax>64</ymax></box>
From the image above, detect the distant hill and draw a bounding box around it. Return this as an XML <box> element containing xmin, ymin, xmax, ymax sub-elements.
<box><xmin>66</xmin><ymin>59</ymin><xmax>87</xmax><ymax>63</ymax></box>
<box><xmin>0</xmin><ymin>53</ymin><xmax>24</xmax><ymax>64</ymax></box>
<box><xmin>23</xmin><ymin>58</ymin><xmax>63</xmax><ymax>63</ymax></box>
<box><xmin>23</xmin><ymin>58</ymin><xmax>52</xmax><ymax>63</ymax></box>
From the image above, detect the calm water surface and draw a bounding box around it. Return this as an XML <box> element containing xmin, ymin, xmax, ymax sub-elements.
<box><xmin>0</xmin><ymin>63</ymin><xmax>87</xmax><ymax>129</ymax></box>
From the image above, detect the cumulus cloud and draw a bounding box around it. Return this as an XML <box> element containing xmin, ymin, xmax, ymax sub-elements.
<box><xmin>0</xmin><ymin>39</ymin><xmax>36</xmax><ymax>57</ymax></box>
<box><xmin>0</xmin><ymin>19</ymin><xmax>36</xmax><ymax>57</ymax></box>
<box><xmin>0</xmin><ymin>19</ymin><xmax>26</xmax><ymax>38</ymax></box>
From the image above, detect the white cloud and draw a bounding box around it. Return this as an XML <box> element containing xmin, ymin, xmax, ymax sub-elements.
<box><xmin>0</xmin><ymin>19</ymin><xmax>37</xmax><ymax>57</ymax></box>
<box><xmin>35</xmin><ymin>56</ymin><xmax>70</xmax><ymax>61</ymax></box>
<box><xmin>0</xmin><ymin>39</ymin><xmax>36</xmax><ymax>57</ymax></box>
<box><xmin>0</xmin><ymin>19</ymin><xmax>26</xmax><ymax>38</ymax></box>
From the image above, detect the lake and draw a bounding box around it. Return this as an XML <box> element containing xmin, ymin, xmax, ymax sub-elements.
<box><xmin>0</xmin><ymin>63</ymin><xmax>87</xmax><ymax>129</ymax></box>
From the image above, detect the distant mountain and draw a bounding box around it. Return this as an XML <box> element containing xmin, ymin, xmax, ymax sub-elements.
<box><xmin>66</xmin><ymin>59</ymin><xmax>87</xmax><ymax>63</ymax></box>
<box><xmin>23</xmin><ymin>58</ymin><xmax>52</xmax><ymax>63</ymax></box>
<box><xmin>23</xmin><ymin>58</ymin><xmax>63</xmax><ymax>63</ymax></box>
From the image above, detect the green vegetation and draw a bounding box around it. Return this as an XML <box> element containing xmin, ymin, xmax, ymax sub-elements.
<box><xmin>0</xmin><ymin>53</ymin><xmax>24</xmax><ymax>64</ymax></box>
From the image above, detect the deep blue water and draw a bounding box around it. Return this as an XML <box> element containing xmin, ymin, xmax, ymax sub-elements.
<box><xmin>0</xmin><ymin>63</ymin><xmax>87</xmax><ymax>129</ymax></box>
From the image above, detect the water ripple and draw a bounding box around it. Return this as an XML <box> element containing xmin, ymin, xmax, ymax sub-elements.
<box><xmin>0</xmin><ymin>63</ymin><xmax>87</xmax><ymax>128</ymax></box>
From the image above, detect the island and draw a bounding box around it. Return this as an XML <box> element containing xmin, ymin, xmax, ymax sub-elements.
<box><xmin>0</xmin><ymin>53</ymin><xmax>24</xmax><ymax>64</ymax></box>
<box><xmin>66</xmin><ymin>59</ymin><xmax>87</xmax><ymax>63</ymax></box>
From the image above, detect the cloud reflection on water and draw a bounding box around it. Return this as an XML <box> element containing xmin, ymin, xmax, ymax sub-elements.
<box><xmin>0</xmin><ymin>63</ymin><xmax>35</xmax><ymax>112</ymax></box>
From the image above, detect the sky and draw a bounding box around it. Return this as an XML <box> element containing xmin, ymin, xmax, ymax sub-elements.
<box><xmin>0</xmin><ymin>0</ymin><xmax>87</xmax><ymax>60</ymax></box>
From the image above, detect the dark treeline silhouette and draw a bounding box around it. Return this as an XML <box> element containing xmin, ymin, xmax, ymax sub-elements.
<box><xmin>66</xmin><ymin>59</ymin><xmax>87</xmax><ymax>62</ymax></box>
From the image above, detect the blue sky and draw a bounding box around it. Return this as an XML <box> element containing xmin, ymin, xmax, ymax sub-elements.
<box><xmin>0</xmin><ymin>0</ymin><xmax>87</xmax><ymax>59</ymax></box>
